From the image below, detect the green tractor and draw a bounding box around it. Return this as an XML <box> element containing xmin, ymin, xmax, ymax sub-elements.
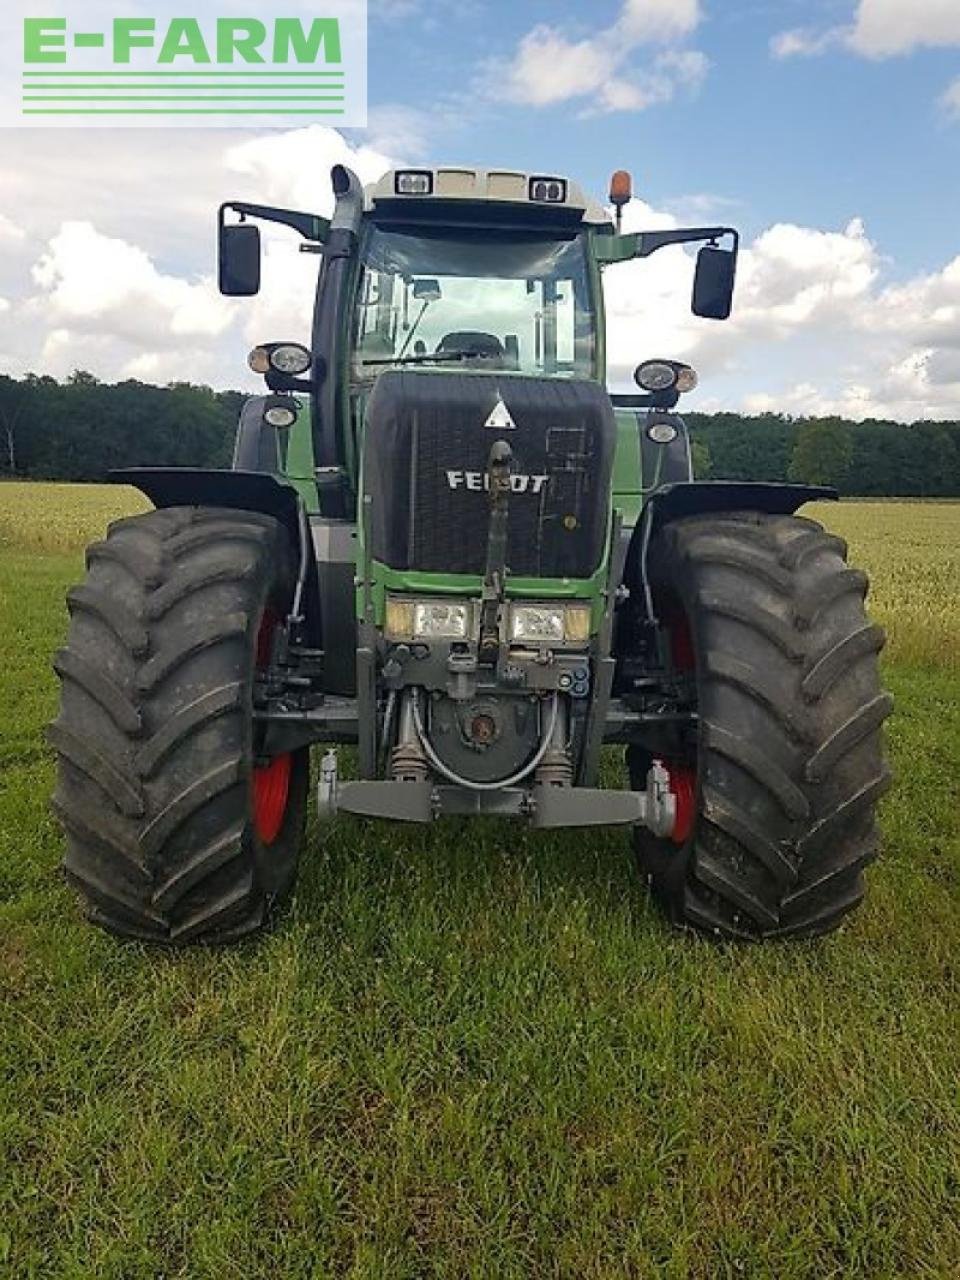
<box><xmin>51</xmin><ymin>164</ymin><xmax>892</xmax><ymax>945</ymax></box>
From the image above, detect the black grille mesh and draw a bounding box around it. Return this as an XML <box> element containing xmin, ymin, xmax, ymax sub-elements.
<box><xmin>364</xmin><ymin>371</ymin><xmax>615</xmax><ymax>578</ymax></box>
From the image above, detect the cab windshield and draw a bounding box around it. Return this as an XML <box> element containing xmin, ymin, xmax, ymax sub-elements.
<box><xmin>352</xmin><ymin>223</ymin><xmax>597</xmax><ymax>382</ymax></box>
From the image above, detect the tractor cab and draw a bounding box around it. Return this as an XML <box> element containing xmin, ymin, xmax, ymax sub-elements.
<box><xmin>350</xmin><ymin>168</ymin><xmax>607</xmax><ymax>389</ymax></box>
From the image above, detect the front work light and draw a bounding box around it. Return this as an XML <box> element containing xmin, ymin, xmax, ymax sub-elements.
<box><xmin>269</xmin><ymin>343</ymin><xmax>312</xmax><ymax>375</ymax></box>
<box><xmin>529</xmin><ymin>177</ymin><xmax>568</xmax><ymax>204</ymax></box>
<box><xmin>635</xmin><ymin>360</ymin><xmax>677</xmax><ymax>392</ymax></box>
<box><xmin>635</xmin><ymin>359</ymin><xmax>699</xmax><ymax>395</ymax></box>
<box><xmin>510</xmin><ymin>603</ymin><xmax>591</xmax><ymax>646</ymax></box>
<box><xmin>395</xmin><ymin>171</ymin><xmax>434</xmax><ymax>196</ymax></box>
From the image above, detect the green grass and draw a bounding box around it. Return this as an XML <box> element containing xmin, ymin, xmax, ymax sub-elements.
<box><xmin>2</xmin><ymin>492</ymin><xmax>960</xmax><ymax>1277</ymax></box>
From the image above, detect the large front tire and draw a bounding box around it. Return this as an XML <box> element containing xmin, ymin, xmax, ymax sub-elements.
<box><xmin>51</xmin><ymin>506</ymin><xmax>309</xmax><ymax>945</ymax></box>
<box><xmin>629</xmin><ymin>511</ymin><xmax>893</xmax><ymax>940</ymax></box>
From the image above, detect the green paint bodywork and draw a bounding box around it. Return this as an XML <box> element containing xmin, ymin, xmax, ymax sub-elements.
<box><xmin>612</xmin><ymin>409</ymin><xmax>643</xmax><ymax>530</ymax></box>
<box><xmin>283</xmin><ymin>399</ymin><xmax>320</xmax><ymax>512</ymax></box>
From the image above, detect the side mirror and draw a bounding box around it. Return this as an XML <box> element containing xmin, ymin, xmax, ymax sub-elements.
<box><xmin>413</xmin><ymin>278</ymin><xmax>441</xmax><ymax>303</ymax></box>
<box><xmin>692</xmin><ymin>245</ymin><xmax>736</xmax><ymax>320</ymax></box>
<box><xmin>219</xmin><ymin>222</ymin><xmax>261</xmax><ymax>297</ymax></box>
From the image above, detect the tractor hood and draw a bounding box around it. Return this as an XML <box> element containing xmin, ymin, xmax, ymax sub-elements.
<box><xmin>363</xmin><ymin>370</ymin><xmax>616</xmax><ymax>580</ymax></box>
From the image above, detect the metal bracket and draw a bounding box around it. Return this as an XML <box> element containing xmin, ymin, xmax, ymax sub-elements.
<box><xmin>316</xmin><ymin>750</ymin><xmax>339</xmax><ymax>820</ymax></box>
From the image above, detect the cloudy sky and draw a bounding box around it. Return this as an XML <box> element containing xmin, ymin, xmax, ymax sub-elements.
<box><xmin>1</xmin><ymin>0</ymin><xmax>959</xmax><ymax>420</ymax></box>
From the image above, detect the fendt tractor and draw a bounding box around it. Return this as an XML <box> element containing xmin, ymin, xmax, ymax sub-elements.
<box><xmin>51</xmin><ymin>164</ymin><xmax>893</xmax><ymax>945</ymax></box>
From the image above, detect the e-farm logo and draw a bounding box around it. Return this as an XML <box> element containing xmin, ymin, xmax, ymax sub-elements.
<box><xmin>2</xmin><ymin>3</ymin><xmax>366</xmax><ymax>128</ymax></box>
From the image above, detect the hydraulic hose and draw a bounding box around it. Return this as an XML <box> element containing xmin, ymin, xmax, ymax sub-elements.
<box><xmin>410</xmin><ymin>691</ymin><xmax>560</xmax><ymax>793</ymax></box>
<box><xmin>378</xmin><ymin>688</ymin><xmax>398</xmax><ymax>775</ymax></box>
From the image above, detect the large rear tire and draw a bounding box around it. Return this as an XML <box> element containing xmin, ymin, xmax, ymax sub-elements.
<box><xmin>51</xmin><ymin>506</ymin><xmax>309</xmax><ymax>945</ymax></box>
<box><xmin>628</xmin><ymin>511</ymin><xmax>893</xmax><ymax>940</ymax></box>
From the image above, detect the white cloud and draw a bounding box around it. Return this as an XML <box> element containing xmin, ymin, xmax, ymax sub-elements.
<box><xmin>361</xmin><ymin>103</ymin><xmax>435</xmax><ymax>159</ymax></box>
<box><xmin>941</xmin><ymin>78</ymin><xmax>960</xmax><ymax>117</ymax></box>
<box><xmin>849</xmin><ymin>0</ymin><xmax>960</xmax><ymax>57</ymax></box>
<box><xmin>771</xmin><ymin>27</ymin><xmax>850</xmax><ymax>59</ymax></box>
<box><xmin>618</xmin><ymin>0</ymin><xmax>701</xmax><ymax>43</ymax></box>
<box><xmin>0</xmin><ymin>126</ymin><xmax>394</xmax><ymax>387</ymax></box>
<box><xmin>484</xmin><ymin>0</ymin><xmax>705</xmax><ymax>114</ymax></box>
<box><xmin>773</xmin><ymin>0</ymin><xmax>960</xmax><ymax>61</ymax></box>
<box><xmin>224</xmin><ymin>124</ymin><xmax>394</xmax><ymax>214</ymax></box>
<box><xmin>662</xmin><ymin>192</ymin><xmax>741</xmax><ymax>223</ymax></box>
<box><xmin>29</xmin><ymin>222</ymin><xmax>231</xmax><ymax>346</ymax></box>
<box><xmin>736</xmin><ymin>218</ymin><xmax>878</xmax><ymax>329</ymax></box>
<box><xmin>0</xmin><ymin>215</ymin><xmax>26</xmax><ymax>245</ymax></box>
<box><xmin>604</xmin><ymin>200</ymin><xmax>960</xmax><ymax>421</ymax></box>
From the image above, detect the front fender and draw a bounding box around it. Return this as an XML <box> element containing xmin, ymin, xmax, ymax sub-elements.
<box><xmin>624</xmin><ymin>480</ymin><xmax>836</xmax><ymax>587</ymax></box>
<box><xmin>648</xmin><ymin>480</ymin><xmax>834</xmax><ymax>528</ymax></box>
<box><xmin>111</xmin><ymin>466</ymin><xmax>301</xmax><ymax>532</ymax></box>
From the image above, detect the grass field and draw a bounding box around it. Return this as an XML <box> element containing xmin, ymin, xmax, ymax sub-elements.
<box><xmin>2</xmin><ymin>483</ymin><xmax>959</xmax><ymax>1278</ymax></box>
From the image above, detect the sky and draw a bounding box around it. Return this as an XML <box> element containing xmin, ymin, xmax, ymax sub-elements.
<box><xmin>1</xmin><ymin>0</ymin><xmax>959</xmax><ymax>420</ymax></box>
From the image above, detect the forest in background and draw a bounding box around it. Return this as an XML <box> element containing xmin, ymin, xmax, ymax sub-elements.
<box><xmin>2</xmin><ymin>370</ymin><xmax>960</xmax><ymax>496</ymax></box>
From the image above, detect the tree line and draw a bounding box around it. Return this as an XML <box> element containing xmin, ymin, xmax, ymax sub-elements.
<box><xmin>0</xmin><ymin>372</ymin><xmax>242</xmax><ymax>480</ymax></box>
<box><xmin>2</xmin><ymin>371</ymin><xmax>959</xmax><ymax>497</ymax></box>
<box><xmin>686</xmin><ymin>412</ymin><xmax>960</xmax><ymax>496</ymax></box>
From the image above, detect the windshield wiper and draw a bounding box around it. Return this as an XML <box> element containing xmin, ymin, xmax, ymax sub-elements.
<box><xmin>360</xmin><ymin>350</ymin><xmax>494</xmax><ymax>367</ymax></box>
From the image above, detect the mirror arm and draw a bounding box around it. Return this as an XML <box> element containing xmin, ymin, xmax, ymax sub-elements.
<box><xmin>219</xmin><ymin>201</ymin><xmax>330</xmax><ymax>244</ymax></box>
<box><xmin>613</xmin><ymin>389</ymin><xmax>681</xmax><ymax>410</ymax></box>
<box><xmin>265</xmin><ymin>362</ymin><xmax>326</xmax><ymax>394</ymax></box>
<box><xmin>595</xmin><ymin>226</ymin><xmax>739</xmax><ymax>265</ymax></box>
<box><xmin>636</xmin><ymin>226</ymin><xmax>739</xmax><ymax>258</ymax></box>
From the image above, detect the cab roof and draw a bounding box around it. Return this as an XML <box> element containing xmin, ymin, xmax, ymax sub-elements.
<box><xmin>364</xmin><ymin>167</ymin><xmax>611</xmax><ymax>227</ymax></box>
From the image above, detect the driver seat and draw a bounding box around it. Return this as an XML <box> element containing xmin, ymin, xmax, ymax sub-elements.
<box><xmin>436</xmin><ymin>331</ymin><xmax>505</xmax><ymax>368</ymax></box>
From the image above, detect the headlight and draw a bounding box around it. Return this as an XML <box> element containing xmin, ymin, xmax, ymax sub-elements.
<box><xmin>384</xmin><ymin>596</ymin><xmax>472</xmax><ymax>641</ymax></box>
<box><xmin>263</xmin><ymin>397</ymin><xmax>298</xmax><ymax>429</ymax></box>
<box><xmin>269</xmin><ymin>343</ymin><xmax>312</xmax><ymax>375</ymax></box>
<box><xmin>635</xmin><ymin>360</ymin><xmax>677</xmax><ymax>392</ymax></box>
<box><xmin>510</xmin><ymin>603</ymin><xmax>591</xmax><ymax>646</ymax></box>
<box><xmin>646</xmin><ymin>418</ymin><xmax>678</xmax><ymax>444</ymax></box>
<box><xmin>415</xmin><ymin>601</ymin><xmax>470</xmax><ymax>639</ymax></box>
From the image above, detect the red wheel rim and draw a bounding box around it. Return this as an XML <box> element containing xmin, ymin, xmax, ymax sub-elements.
<box><xmin>252</xmin><ymin>609</ymin><xmax>292</xmax><ymax>846</ymax></box>
<box><xmin>253</xmin><ymin>753</ymin><xmax>292</xmax><ymax>845</ymax></box>
<box><xmin>663</xmin><ymin>761</ymin><xmax>697</xmax><ymax>845</ymax></box>
<box><xmin>663</xmin><ymin>601</ymin><xmax>698</xmax><ymax>845</ymax></box>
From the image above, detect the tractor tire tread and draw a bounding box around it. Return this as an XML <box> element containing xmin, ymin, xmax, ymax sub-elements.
<box><xmin>136</xmin><ymin>683</ymin><xmax>243</xmax><ymax>778</ymax></box>
<box><xmin>802</xmin><ymin>623</ymin><xmax>886</xmax><ymax>702</ymax></box>
<box><xmin>135</xmin><ymin>613</ymin><xmax>248</xmax><ymax>694</ymax></box>
<box><xmin>66</xmin><ymin>584</ymin><xmax>149</xmax><ymax>656</ymax></box>
<box><xmin>53</xmin><ymin>648</ymin><xmax>142</xmax><ymax>736</ymax></box>
<box><xmin>47</xmin><ymin>720</ymin><xmax>143</xmax><ymax>818</ymax></box>
<box><xmin>51</xmin><ymin>505</ymin><xmax>308</xmax><ymax>946</ymax></box>
<box><xmin>631</xmin><ymin>510</ymin><xmax>891</xmax><ymax>941</ymax></box>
